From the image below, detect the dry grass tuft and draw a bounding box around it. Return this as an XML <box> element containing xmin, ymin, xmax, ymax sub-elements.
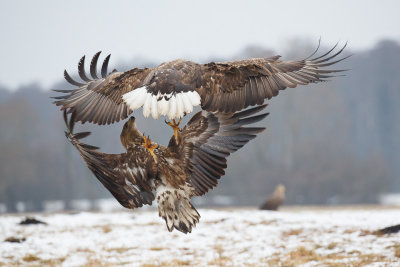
<box><xmin>141</xmin><ymin>222</ymin><xmax>162</xmax><ymax>226</ymax></box>
<box><xmin>22</xmin><ymin>254</ymin><xmax>41</xmax><ymax>262</ymax></box>
<box><xmin>348</xmin><ymin>250</ymin><xmax>361</xmax><ymax>255</ymax></box>
<box><xmin>102</xmin><ymin>225</ymin><xmax>112</xmax><ymax>234</ymax></box>
<box><xmin>106</xmin><ymin>246</ymin><xmax>137</xmax><ymax>253</ymax></box>
<box><xmin>327</xmin><ymin>242</ymin><xmax>338</xmax><ymax>250</ymax></box>
<box><xmin>76</xmin><ymin>248</ymin><xmax>95</xmax><ymax>254</ymax></box>
<box><xmin>81</xmin><ymin>259</ymin><xmax>113</xmax><ymax>267</ymax></box>
<box><xmin>149</xmin><ymin>247</ymin><xmax>164</xmax><ymax>251</ymax></box>
<box><xmin>244</xmin><ymin>219</ymin><xmax>278</xmax><ymax>226</ymax></box>
<box><xmin>265</xmin><ymin>256</ymin><xmax>281</xmax><ymax>266</ymax></box>
<box><xmin>204</xmin><ymin>218</ymin><xmax>228</xmax><ymax>224</ymax></box>
<box><xmin>282</xmin><ymin>228</ymin><xmax>303</xmax><ymax>237</ymax></box>
<box><xmin>288</xmin><ymin>246</ymin><xmax>319</xmax><ymax>263</ymax></box>
<box><xmin>260</xmin><ymin>219</ymin><xmax>278</xmax><ymax>225</ymax></box>
<box><xmin>394</xmin><ymin>244</ymin><xmax>400</xmax><ymax>258</ymax></box>
<box><xmin>350</xmin><ymin>253</ymin><xmax>387</xmax><ymax>266</ymax></box>
<box><xmin>39</xmin><ymin>257</ymin><xmax>66</xmax><ymax>266</ymax></box>
<box><xmin>325</xmin><ymin>253</ymin><xmax>346</xmax><ymax>260</ymax></box>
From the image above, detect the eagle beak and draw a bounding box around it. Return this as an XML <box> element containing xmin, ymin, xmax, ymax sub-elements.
<box><xmin>129</xmin><ymin>116</ymin><xmax>136</xmax><ymax>122</ymax></box>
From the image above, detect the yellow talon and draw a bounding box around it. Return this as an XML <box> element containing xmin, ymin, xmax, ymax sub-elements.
<box><xmin>166</xmin><ymin>118</ymin><xmax>181</xmax><ymax>139</ymax></box>
<box><xmin>142</xmin><ymin>135</ymin><xmax>158</xmax><ymax>163</ymax></box>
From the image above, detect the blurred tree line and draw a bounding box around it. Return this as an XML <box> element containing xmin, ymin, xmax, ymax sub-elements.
<box><xmin>0</xmin><ymin>40</ymin><xmax>399</xmax><ymax>211</ymax></box>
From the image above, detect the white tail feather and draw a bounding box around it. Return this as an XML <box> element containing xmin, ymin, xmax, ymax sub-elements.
<box><xmin>122</xmin><ymin>87</ymin><xmax>201</xmax><ymax>119</ymax></box>
<box><xmin>151</xmin><ymin>95</ymin><xmax>159</xmax><ymax>119</ymax></box>
<box><xmin>142</xmin><ymin>93</ymin><xmax>152</xmax><ymax>118</ymax></box>
<box><xmin>167</xmin><ymin>96</ymin><xmax>177</xmax><ymax>119</ymax></box>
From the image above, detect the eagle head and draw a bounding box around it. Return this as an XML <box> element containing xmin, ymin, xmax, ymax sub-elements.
<box><xmin>120</xmin><ymin>116</ymin><xmax>143</xmax><ymax>149</ymax></box>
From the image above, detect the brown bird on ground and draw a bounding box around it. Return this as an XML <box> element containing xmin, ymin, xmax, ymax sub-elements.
<box><xmin>53</xmin><ymin>41</ymin><xmax>348</xmax><ymax>126</ymax></box>
<box><xmin>64</xmin><ymin>105</ymin><xmax>268</xmax><ymax>233</ymax></box>
<box><xmin>260</xmin><ymin>184</ymin><xmax>286</xmax><ymax>211</ymax></box>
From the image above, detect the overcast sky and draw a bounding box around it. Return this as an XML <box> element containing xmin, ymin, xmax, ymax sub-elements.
<box><xmin>1</xmin><ymin>0</ymin><xmax>399</xmax><ymax>90</ymax></box>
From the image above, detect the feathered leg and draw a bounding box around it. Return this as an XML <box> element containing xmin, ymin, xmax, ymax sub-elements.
<box><xmin>156</xmin><ymin>184</ymin><xmax>200</xmax><ymax>234</ymax></box>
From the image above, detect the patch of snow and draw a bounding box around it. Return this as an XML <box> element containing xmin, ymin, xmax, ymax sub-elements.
<box><xmin>0</xmin><ymin>207</ymin><xmax>399</xmax><ymax>266</ymax></box>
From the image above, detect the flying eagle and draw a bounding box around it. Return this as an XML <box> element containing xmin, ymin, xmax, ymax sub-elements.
<box><xmin>53</xmin><ymin>42</ymin><xmax>348</xmax><ymax>125</ymax></box>
<box><xmin>63</xmin><ymin>105</ymin><xmax>268</xmax><ymax>233</ymax></box>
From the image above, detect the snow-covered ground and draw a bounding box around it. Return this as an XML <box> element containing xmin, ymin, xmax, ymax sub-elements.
<box><xmin>1</xmin><ymin>206</ymin><xmax>399</xmax><ymax>266</ymax></box>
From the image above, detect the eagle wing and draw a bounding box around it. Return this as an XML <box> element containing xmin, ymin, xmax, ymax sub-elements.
<box><xmin>54</xmin><ymin>42</ymin><xmax>348</xmax><ymax>123</ymax></box>
<box><xmin>53</xmin><ymin>52</ymin><xmax>153</xmax><ymax>125</ymax></box>
<box><xmin>63</xmin><ymin>111</ymin><xmax>155</xmax><ymax>208</ymax></box>
<box><xmin>177</xmin><ymin>105</ymin><xmax>268</xmax><ymax>196</ymax></box>
<box><xmin>198</xmin><ymin>42</ymin><xmax>349</xmax><ymax>112</ymax></box>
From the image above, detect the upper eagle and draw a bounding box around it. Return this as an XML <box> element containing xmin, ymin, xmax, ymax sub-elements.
<box><xmin>53</xmin><ymin>42</ymin><xmax>348</xmax><ymax>125</ymax></box>
<box><xmin>64</xmin><ymin>105</ymin><xmax>267</xmax><ymax>233</ymax></box>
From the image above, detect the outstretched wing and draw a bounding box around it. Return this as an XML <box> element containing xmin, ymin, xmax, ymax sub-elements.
<box><xmin>53</xmin><ymin>52</ymin><xmax>153</xmax><ymax>125</ymax></box>
<box><xmin>177</xmin><ymin>105</ymin><xmax>268</xmax><ymax>196</ymax></box>
<box><xmin>54</xmin><ymin>42</ymin><xmax>348</xmax><ymax>123</ymax></box>
<box><xmin>198</xmin><ymin>42</ymin><xmax>349</xmax><ymax>112</ymax></box>
<box><xmin>63</xmin><ymin>111</ymin><xmax>155</xmax><ymax>208</ymax></box>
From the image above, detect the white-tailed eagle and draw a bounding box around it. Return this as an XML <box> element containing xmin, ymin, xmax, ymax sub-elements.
<box><xmin>63</xmin><ymin>105</ymin><xmax>267</xmax><ymax>233</ymax></box>
<box><xmin>259</xmin><ymin>184</ymin><xmax>285</xmax><ymax>211</ymax></box>
<box><xmin>53</xmin><ymin>42</ymin><xmax>348</xmax><ymax>125</ymax></box>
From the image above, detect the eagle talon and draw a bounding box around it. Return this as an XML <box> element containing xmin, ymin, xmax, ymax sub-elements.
<box><xmin>142</xmin><ymin>135</ymin><xmax>158</xmax><ymax>163</ymax></box>
<box><xmin>166</xmin><ymin>118</ymin><xmax>182</xmax><ymax>139</ymax></box>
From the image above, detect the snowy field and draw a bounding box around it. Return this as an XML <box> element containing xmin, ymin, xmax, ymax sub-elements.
<box><xmin>1</xmin><ymin>206</ymin><xmax>400</xmax><ymax>266</ymax></box>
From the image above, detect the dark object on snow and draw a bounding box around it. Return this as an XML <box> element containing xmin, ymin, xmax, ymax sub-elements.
<box><xmin>19</xmin><ymin>217</ymin><xmax>47</xmax><ymax>225</ymax></box>
<box><xmin>378</xmin><ymin>224</ymin><xmax>400</xmax><ymax>234</ymax></box>
<box><xmin>260</xmin><ymin>184</ymin><xmax>286</xmax><ymax>211</ymax></box>
<box><xmin>5</xmin><ymin>237</ymin><xmax>26</xmax><ymax>243</ymax></box>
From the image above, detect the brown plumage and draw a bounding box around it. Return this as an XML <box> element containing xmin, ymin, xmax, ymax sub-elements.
<box><xmin>260</xmin><ymin>184</ymin><xmax>286</xmax><ymax>211</ymax></box>
<box><xmin>63</xmin><ymin>105</ymin><xmax>268</xmax><ymax>233</ymax></box>
<box><xmin>53</xmin><ymin>42</ymin><xmax>348</xmax><ymax>124</ymax></box>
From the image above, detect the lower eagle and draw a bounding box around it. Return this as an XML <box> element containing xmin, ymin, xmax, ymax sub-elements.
<box><xmin>64</xmin><ymin>105</ymin><xmax>268</xmax><ymax>233</ymax></box>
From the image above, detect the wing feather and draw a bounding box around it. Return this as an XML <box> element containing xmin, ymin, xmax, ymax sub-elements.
<box><xmin>177</xmin><ymin>105</ymin><xmax>268</xmax><ymax>195</ymax></box>
<box><xmin>78</xmin><ymin>56</ymin><xmax>92</xmax><ymax>82</ymax></box>
<box><xmin>90</xmin><ymin>51</ymin><xmax>101</xmax><ymax>79</ymax></box>
<box><xmin>101</xmin><ymin>54</ymin><xmax>111</xmax><ymax>78</ymax></box>
<box><xmin>53</xmin><ymin>52</ymin><xmax>152</xmax><ymax>125</ymax></box>
<box><xmin>198</xmin><ymin>43</ymin><xmax>348</xmax><ymax>112</ymax></box>
<box><xmin>63</xmin><ymin>111</ymin><xmax>155</xmax><ymax>208</ymax></box>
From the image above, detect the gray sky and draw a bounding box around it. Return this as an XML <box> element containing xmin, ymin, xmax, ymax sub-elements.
<box><xmin>1</xmin><ymin>0</ymin><xmax>399</xmax><ymax>90</ymax></box>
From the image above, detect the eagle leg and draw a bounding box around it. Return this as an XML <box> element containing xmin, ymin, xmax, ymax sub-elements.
<box><xmin>165</xmin><ymin>118</ymin><xmax>181</xmax><ymax>139</ymax></box>
<box><xmin>142</xmin><ymin>135</ymin><xmax>158</xmax><ymax>163</ymax></box>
